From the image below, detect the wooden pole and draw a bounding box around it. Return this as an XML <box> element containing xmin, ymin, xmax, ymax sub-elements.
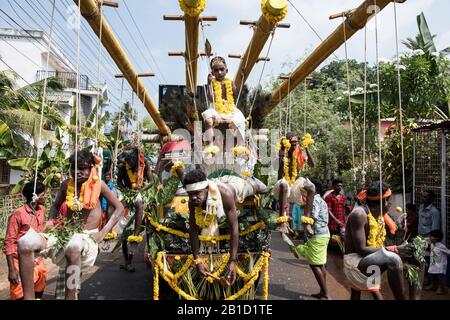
<box><xmin>74</xmin><ymin>0</ymin><xmax>171</xmax><ymax>135</ymax></box>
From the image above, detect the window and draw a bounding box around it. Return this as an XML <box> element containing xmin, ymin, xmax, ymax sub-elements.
<box><xmin>0</xmin><ymin>159</ymin><xmax>10</xmax><ymax>184</ymax></box>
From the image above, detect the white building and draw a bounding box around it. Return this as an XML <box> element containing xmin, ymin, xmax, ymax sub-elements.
<box><xmin>0</xmin><ymin>28</ymin><xmax>109</xmax><ymax>194</ymax></box>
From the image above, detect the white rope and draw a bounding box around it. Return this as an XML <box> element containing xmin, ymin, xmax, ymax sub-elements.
<box><xmin>287</xmin><ymin>77</ymin><xmax>291</xmax><ymax>132</ymax></box>
<box><xmin>32</xmin><ymin>0</ymin><xmax>55</xmax><ymax>201</ymax></box>
<box><xmin>393</xmin><ymin>1</ymin><xmax>408</xmax><ymax>239</ymax></box>
<box><xmin>112</xmin><ymin>78</ymin><xmax>124</xmax><ymax>181</ymax></box>
<box><xmin>362</xmin><ymin>25</ymin><xmax>367</xmax><ymax>187</ymax></box>
<box><xmin>235</xmin><ymin>24</ymin><xmax>257</xmax><ymax>109</ymax></box>
<box><xmin>199</xmin><ymin>22</ymin><xmax>211</xmax><ymax>109</ymax></box>
<box><xmin>342</xmin><ymin>16</ymin><xmax>356</xmax><ymax>179</ymax></box>
<box><xmin>248</xmin><ymin>29</ymin><xmax>276</xmax><ymax>120</ymax></box>
<box><xmin>374</xmin><ymin>0</ymin><xmax>383</xmax><ymax>210</ymax></box>
<box><xmin>74</xmin><ymin>0</ymin><xmax>82</xmax><ymax>199</ymax></box>
<box><xmin>94</xmin><ymin>6</ymin><xmax>104</xmax><ymax>152</ymax></box>
<box><xmin>304</xmin><ymin>79</ymin><xmax>307</xmax><ymax>135</ymax></box>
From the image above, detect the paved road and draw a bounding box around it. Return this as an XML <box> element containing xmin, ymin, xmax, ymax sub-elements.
<box><xmin>1</xmin><ymin>232</ymin><xmax>449</xmax><ymax>300</ymax></box>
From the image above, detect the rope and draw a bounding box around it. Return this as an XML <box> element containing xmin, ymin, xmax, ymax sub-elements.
<box><xmin>362</xmin><ymin>25</ymin><xmax>367</xmax><ymax>187</ymax></box>
<box><xmin>287</xmin><ymin>77</ymin><xmax>291</xmax><ymax>132</ymax></box>
<box><xmin>94</xmin><ymin>6</ymin><xmax>104</xmax><ymax>152</ymax></box>
<box><xmin>342</xmin><ymin>16</ymin><xmax>356</xmax><ymax>184</ymax></box>
<box><xmin>32</xmin><ymin>0</ymin><xmax>55</xmax><ymax>202</ymax></box>
<box><xmin>393</xmin><ymin>1</ymin><xmax>407</xmax><ymax>239</ymax></box>
<box><xmin>374</xmin><ymin>0</ymin><xmax>383</xmax><ymax>211</ymax></box>
<box><xmin>199</xmin><ymin>21</ymin><xmax>214</xmax><ymax>110</ymax></box>
<box><xmin>248</xmin><ymin>29</ymin><xmax>276</xmax><ymax>120</ymax></box>
<box><xmin>304</xmin><ymin>79</ymin><xmax>307</xmax><ymax>135</ymax></box>
<box><xmin>235</xmin><ymin>24</ymin><xmax>257</xmax><ymax>109</ymax></box>
<box><xmin>112</xmin><ymin>78</ymin><xmax>125</xmax><ymax>181</ymax></box>
<box><xmin>74</xmin><ymin>0</ymin><xmax>82</xmax><ymax>199</ymax></box>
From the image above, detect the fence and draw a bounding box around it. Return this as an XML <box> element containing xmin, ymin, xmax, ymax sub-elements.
<box><xmin>413</xmin><ymin>121</ymin><xmax>450</xmax><ymax>247</ymax></box>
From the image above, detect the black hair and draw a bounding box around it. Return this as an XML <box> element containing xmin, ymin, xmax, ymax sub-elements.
<box><xmin>22</xmin><ymin>181</ymin><xmax>45</xmax><ymax>202</ymax></box>
<box><xmin>430</xmin><ymin>229</ymin><xmax>443</xmax><ymax>242</ymax></box>
<box><xmin>183</xmin><ymin>169</ymin><xmax>207</xmax><ymax>186</ymax></box>
<box><xmin>406</xmin><ymin>203</ymin><xmax>417</xmax><ymax>212</ymax></box>
<box><xmin>70</xmin><ymin>149</ymin><xmax>94</xmax><ymax>168</ymax></box>
<box><xmin>210</xmin><ymin>56</ymin><xmax>226</xmax><ymax>69</ymax></box>
<box><xmin>424</xmin><ymin>189</ymin><xmax>435</xmax><ymax>201</ymax></box>
<box><xmin>332</xmin><ymin>178</ymin><xmax>343</xmax><ymax>185</ymax></box>
<box><xmin>366</xmin><ymin>180</ymin><xmax>390</xmax><ymax>207</ymax></box>
<box><xmin>309</xmin><ymin>177</ymin><xmax>322</xmax><ymax>195</ymax></box>
<box><xmin>127</xmin><ymin>148</ymin><xmax>139</xmax><ymax>165</ymax></box>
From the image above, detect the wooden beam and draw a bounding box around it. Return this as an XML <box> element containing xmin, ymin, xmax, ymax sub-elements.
<box><xmin>229</xmin><ymin>54</ymin><xmax>270</xmax><ymax>62</ymax></box>
<box><xmin>74</xmin><ymin>0</ymin><xmax>171</xmax><ymax>135</ymax></box>
<box><xmin>115</xmin><ymin>72</ymin><xmax>155</xmax><ymax>78</ymax></box>
<box><xmin>99</xmin><ymin>1</ymin><xmax>119</xmax><ymax>8</ymax></box>
<box><xmin>240</xmin><ymin>20</ymin><xmax>290</xmax><ymax>28</ymax></box>
<box><xmin>164</xmin><ymin>15</ymin><xmax>217</xmax><ymax>21</ymax></box>
<box><xmin>257</xmin><ymin>0</ymin><xmax>407</xmax><ymax>120</ymax></box>
<box><xmin>168</xmin><ymin>51</ymin><xmax>213</xmax><ymax>57</ymax></box>
<box><xmin>329</xmin><ymin>9</ymin><xmax>355</xmax><ymax>20</ymax></box>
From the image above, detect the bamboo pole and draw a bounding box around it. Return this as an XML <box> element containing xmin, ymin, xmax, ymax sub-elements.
<box><xmin>257</xmin><ymin>0</ymin><xmax>406</xmax><ymax>119</ymax></box>
<box><xmin>233</xmin><ymin>0</ymin><xmax>288</xmax><ymax>89</ymax></box>
<box><xmin>74</xmin><ymin>0</ymin><xmax>171</xmax><ymax>135</ymax></box>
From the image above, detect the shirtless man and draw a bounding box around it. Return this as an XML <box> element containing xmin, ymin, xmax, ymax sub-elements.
<box><xmin>117</xmin><ymin>147</ymin><xmax>154</xmax><ymax>272</ymax></box>
<box><xmin>182</xmin><ymin>169</ymin><xmax>240</xmax><ymax>284</ymax></box>
<box><xmin>344</xmin><ymin>180</ymin><xmax>412</xmax><ymax>300</ymax></box>
<box><xmin>16</xmin><ymin>149</ymin><xmax>124</xmax><ymax>299</ymax></box>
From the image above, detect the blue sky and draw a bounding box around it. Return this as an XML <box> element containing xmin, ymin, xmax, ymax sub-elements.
<box><xmin>1</xmin><ymin>0</ymin><xmax>449</xmax><ymax>124</ymax></box>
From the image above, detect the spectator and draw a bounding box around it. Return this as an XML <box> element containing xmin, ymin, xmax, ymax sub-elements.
<box><xmin>418</xmin><ymin>190</ymin><xmax>441</xmax><ymax>237</ymax></box>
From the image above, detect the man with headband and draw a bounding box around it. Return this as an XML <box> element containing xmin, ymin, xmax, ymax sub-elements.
<box><xmin>203</xmin><ymin>56</ymin><xmax>246</xmax><ymax>150</ymax></box>
<box><xmin>182</xmin><ymin>169</ymin><xmax>240</xmax><ymax>285</ymax></box>
<box><xmin>273</xmin><ymin>132</ymin><xmax>315</xmax><ymax>234</ymax></box>
<box><xmin>344</xmin><ymin>180</ymin><xmax>412</xmax><ymax>300</ymax></box>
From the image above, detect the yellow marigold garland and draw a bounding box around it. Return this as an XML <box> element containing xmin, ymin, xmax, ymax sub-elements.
<box><xmin>302</xmin><ymin>133</ymin><xmax>314</xmax><ymax>149</ymax></box>
<box><xmin>212</xmin><ymin>78</ymin><xmax>235</xmax><ymax>115</ymax></box>
<box><xmin>241</xmin><ymin>170</ymin><xmax>251</xmax><ymax>177</ymax></box>
<box><xmin>276</xmin><ymin>216</ymin><xmax>289</xmax><ymax>223</ymax></box>
<box><xmin>127</xmin><ymin>235</ymin><xmax>143</xmax><ymax>243</ymax></box>
<box><xmin>170</xmin><ymin>160</ymin><xmax>185</xmax><ymax>177</ymax></box>
<box><xmin>195</xmin><ymin>207</ymin><xmax>215</xmax><ymax>229</ymax></box>
<box><xmin>126</xmin><ymin>163</ymin><xmax>139</xmax><ymax>189</ymax></box>
<box><xmin>66</xmin><ymin>179</ymin><xmax>87</xmax><ymax>212</ymax></box>
<box><xmin>206</xmin><ymin>253</ymin><xmax>230</xmax><ymax>283</ymax></box>
<box><xmin>261</xmin><ymin>0</ymin><xmax>288</xmax><ymax>25</ymax></box>
<box><xmin>367</xmin><ymin>212</ymin><xmax>386</xmax><ymax>248</ymax></box>
<box><xmin>146</xmin><ymin>215</ymin><xmax>266</xmax><ymax>242</ymax></box>
<box><xmin>203</xmin><ymin>145</ymin><xmax>220</xmax><ymax>156</ymax></box>
<box><xmin>103</xmin><ymin>231</ymin><xmax>118</xmax><ymax>240</ymax></box>
<box><xmin>301</xmin><ymin>216</ymin><xmax>315</xmax><ymax>225</ymax></box>
<box><xmin>276</xmin><ymin>137</ymin><xmax>291</xmax><ymax>152</ymax></box>
<box><xmin>178</xmin><ymin>0</ymin><xmax>206</xmax><ymax>17</ymax></box>
<box><xmin>263</xmin><ymin>253</ymin><xmax>269</xmax><ymax>300</ymax></box>
<box><xmin>233</xmin><ymin>146</ymin><xmax>250</xmax><ymax>158</ymax></box>
<box><xmin>284</xmin><ymin>152</ymin><xmax>298</xmax><ymax>185</ymax></box>
<box><xmin>153</xmin><ymin>264</ymin><xmax>159</xmax><ymax>300</ymax></box>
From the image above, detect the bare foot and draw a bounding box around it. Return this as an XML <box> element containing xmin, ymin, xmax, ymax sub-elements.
<box><xmin>311</xmin><ymin>293</ymin><xmax>332</xmax><ymax>300</ymax></box>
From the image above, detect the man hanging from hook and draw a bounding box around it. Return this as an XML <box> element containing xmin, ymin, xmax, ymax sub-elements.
<box><xmin>273</xmin><ymin>132</ymin><xmax>315</xmax><ymax>233</ymax></box>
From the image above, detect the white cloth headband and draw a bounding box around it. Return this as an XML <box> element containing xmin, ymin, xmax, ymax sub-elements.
<box><xmin>185</xmin><ymin>180</ymin><xmax>208</xmax><ymax>192</ymax></box>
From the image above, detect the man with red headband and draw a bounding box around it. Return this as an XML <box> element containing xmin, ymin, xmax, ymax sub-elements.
<box><xmin>273</xmin><ymin>132</ymin><xmax>315</xmax><ymax>233</ymax></box>
<box><xmin>344</xmin><ymin>181</ymin><xmax>412</xmax><ymax>300</ymax></box>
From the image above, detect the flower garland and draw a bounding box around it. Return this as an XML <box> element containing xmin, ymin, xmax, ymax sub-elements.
<box><xmin>276</xmin><ymin>137</ymin><xmax>291</xmax><ymax>152</ymax></box>
<box><xmin>126</xmin><ymin>163</ymin><xmax>140</xmax><ymax>189</ymax></box>
<box><xmin>154</xmin><ymin>251</ymin><xmax>269</xmax><ymax>300</ymax></box>
<box><xmin>171</xmin><ymin>160</ymin><xmax>185</xmax><ymax>177</ymax></box>
<box><xmin>301</xmin><ymin>133</ymin><xmax>314</xmax><ymax>149</ymax></box>
<box><xmin>212</xmin><ymin>78</ymin><xmax>235</xmax><ymax>115</ymax></box>
<box><xmin>301</xmin><ymin>216</ymin><xmax>314</xmax><ymax>225</ymax></box>
<box><xmin>263</xmin><ymin>253</ymin><xmax>269</xmax><ymax>300</ymax></box>
<box><xmin>284</xmin><ymin>152</ymin><xmax>298</xmax><ymax>185</ymax></box>
<box><xmin>195</xmin><ymin>207</ymin><xmax>215</xmax><ymax>229</ymax></box>
<box><xmin>103</xmin><ymin>231</ymin><xmax>118</xmax><ymax>240</ymax></box>
<box><xmin>206</xmin><ymin>253</ymin><xmax>230</xmax><ymax>283</ymax></box>
<box><xmin>127</xmin><ymin>235</ymin><xmax>143</xmax><ymax>243</ymax></box>
<box><xmin>367</xmin><ymin>211</ymin><xmax>386</xmax><ymax>249</ymax></box>
<box><xmin>66</xmin><ymin>179</ymin><xmax>87</xmax><ymax>212</ymax></box>
<box><xmin>241</xmin><ymin>170</ymin><xmax>251</xmax><ymax>178</ymax></box>
<box><xmin>153</xmin><ymin>264</ymin><xmax>159</xmax><ymax>300</ymax></box>
<box><xmin>276</xmin><ymin>216</ymin><xmax>289</xmax><ymax>224</ymax></box>
<box><xmin>233</xmin><ymin>146</ymin><xmax>250</xmax><ymax>158</ymax></box>
<box><xmin>203</xmin><ymin>145</ymin><xmax>220</xmax><ymax>157</ymax></box>
<box><xmin>146</xmin><ymin>215</ymin><xmax>266</xmax><ymax>242</ymax></box>
<box><xmin>261</xmin><ymin>0</ymin><xmax>288</xmax><ymax>25</ymax></box>
<box><xmin>178</xmin><ymin>0</ymin><xmax>206</xmax><ymax>17</ymax></box>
